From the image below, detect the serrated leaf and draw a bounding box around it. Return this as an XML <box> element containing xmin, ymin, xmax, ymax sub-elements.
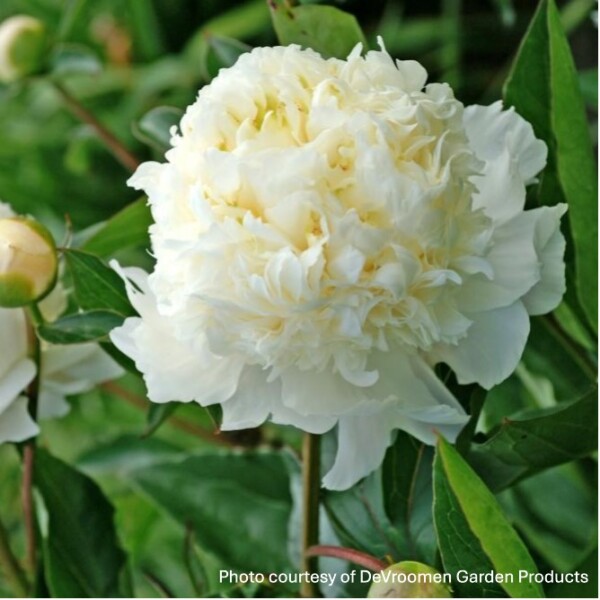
<box><xmin>469</xmin><ymin>389</ymin><xmax>598</xmax><ymax>491</ymax></box>
<box><xmin>504</xmin><ymin>0</ymin><xmax>598</xmax><ymax>331</ymax></box>
<box><xmin>127</xmin><ymin>451</ymin><xmax>294</xmax><ymax>574</ymax></box>
<box><xmin>434</xmin><ymin>437</ymin><xmax>543</xmax><ymax>598</ymax></box>
<box><xmin>269</xmin><ymin>1</ymin><xmax>367</xmax><ymax>59</ymax></box>
<box><xmin>81</xmin><ymin>198</ymin><xmax>152</xmax><ymax>259</ymax></box>
<box><xmin>64</xmin><ymin>249</ymin><xmax>134</xmax><ymax>316</ymax></box>
<box><xmin>132</xmin><ymin>107</ymin><xmax>183</xmax><ymax>154</ymax></box>
<box><xmin>38</xmin><ymin>310</ymin><xmax>123</xmax><ymax>344</ymax></box>
<box><xmin>35</xmin><ymin>449</ymin><xmax>129</xmax><ymax>597</ymax></box>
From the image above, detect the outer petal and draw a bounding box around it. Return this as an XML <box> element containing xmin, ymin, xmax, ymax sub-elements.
<box><xmin>0</xmin><ymin>396</ymin><xmax>39</xmax><ymax>443</ymax></box>
<box><xmin>457</xmin><ymin>211</ymin><xmax>541</xmax><ymax>312</ymax></box>
<box><xmin>37</xmin><ymin>344</ymin><xmax>123</xmax><ymax>419</ymax></box>
<box><xmin>521</xmin><ymin>204</ymin><xmax>567</xmax><ymax>315</ymax></box>
<box><xmin>322</xmin><ymin>409</ymin><xmax>395</xmax><ymax>491</ymax></box>
<box><xmin>321</xmin><ymin>353</ymin><xmax>468</xmax><ymax>490</ymax></box>
<box><xmin>464</xmin><ymin>102</ymin><xmax>547</xmax><ymax>225</ymax></box>
<box><xmin>432</xmin><ymin>300</ymin><xmax>530</xmax><ymax>389</ymax></box>
<box><xmin>220</xmin><ymin>366</ymin><xmax>337</xmax><ymax>433</ymax></box>
<box><xmin>0</xmin><ymin>358</ymin><xmax>35</xmax><ymax>414</ymax></box>
<box><xmin>464</xmin><ymin>101</ymin><xmax>547</xmax><ymax>183</ymax></box>
<box><xmin>110</xmin><ymin>264</ymin><xmax>244</xmax><ymax>405</ymax></box>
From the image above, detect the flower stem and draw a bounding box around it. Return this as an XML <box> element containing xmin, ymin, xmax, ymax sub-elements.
<box><xmin>301</xmin><ymin>432</ymin><xmax>321</xmax><ymax>598</ymax></box>
<box><xmin>0</xmin><ymin>517</ymin><xmax>29</xmax><ymax>597</ymax></box>
<box><xmin>51</xmin><ymin>81</ymin><xmax>141</xmax><ymax>173</ymax></box>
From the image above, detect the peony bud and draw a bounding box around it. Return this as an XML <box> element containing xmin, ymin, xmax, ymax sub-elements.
<box><xmin>0</xmin><ymin>216</ymin><xmax>58</xmax><ymax>307</ymax></box>
<box><xmin>367</xmin><ymin>561</ymin><xmax>452</xmax><ymax>598</ymax></box>
<box><xmin>0</xmin><ymin>15</ymin><xmax>47</xmax><ymax>83</ymax></box>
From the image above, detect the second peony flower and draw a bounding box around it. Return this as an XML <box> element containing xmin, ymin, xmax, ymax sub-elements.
<box><xmin>110</xmin><ymin>41</ymin><xmax>566</xmax><ymax>490</ymax></box>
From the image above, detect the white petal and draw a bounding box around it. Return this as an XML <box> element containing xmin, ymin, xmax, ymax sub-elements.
<box><xmin>432</xmin><ymin>301</ymin><xmax>530</xmax><ymax>389</ymax></box>
<box><xmin>321</xmin><ymin>353</ymin><xmax>467</xmax><ymax>490</ymax></box>
<box><xmin>464</xmin><ymin>102</ymin><xmax>547</xmax><ymax>183</ymax></box>
<box><xmin>0</xmin><ymin>308</ymin><xmax>28</xmax><ymax>380</ymax></box>
<box><xmin>37</xmin><ymin>388</ymin><xmax>70</xmax><ymax>420</ymax></box>
<box><xmin>281</xmin><ymin>367</ymin><xmax>368</xmax><ymax>416</ymax></box>
<box><xmin>464</xmin><ymin>102</ymin><xmax>547</xmax><ymax>224</ymax></box>
<box><xmin>322</xmin><ymin>409</ymin><xmax>394</xmax><ymax>491</ymax></box>
<box><xmin>42</xmin><ymin>344</ymin><xmax>123</xmax><ymax>394</ymax></box>
<box><xmin>457</xmin><ymin>211</ymin><xmax>541</xmax><ymax>312</ymax></box>
<box><xmin>220</xmin><ymin>367</ymin><xmax>275</xmax><ymax>430</ymax></box>
<box><xmin>0</xmin><ymin>358</ymin><xmax>36</xmax><ymax>414</ymax></box>
<box><xmin>521</xmin><ymin>205</ymin><xmax>567</xmax><ymax>315</ymax></box>
<box><xmin>110</xmin><ymin>266</ymin><xmax>244</xmax><ymax>405</ymax></box>
<box><xmin>0</xmin><ymin>396</ymin><xmax>39</xmax><ymax>443</ymax></box>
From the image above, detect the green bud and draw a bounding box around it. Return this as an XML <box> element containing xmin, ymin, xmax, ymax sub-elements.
<box><xmin>0</xmin><ymin>15</ymin><xmax>47</xmax><ymax>83</ymax></box>
<box><xmin>0</xmin><ymin>216</ymin><xmax>58</xmax><ymax>307</ymax></box>
<box><xmin>367</xmin><ymin>561</ymin><xmax>453</xmax><ymax>598</ymax></box>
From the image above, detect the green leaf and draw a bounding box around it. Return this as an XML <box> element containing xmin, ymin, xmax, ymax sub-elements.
<box><xmin>64</xmin><ymin>249</ymin><xmax>134</xmax><ymax>316</ymax></box>
<box><xmin>35</xmin><ymin>449</ymin><xmax>129</xmax><ymax>597</ymax></box>
<box><xmin>38</xmin><ymin>310</ymin><xmax>123</xmax><ymax>344</ymax></box>
<box><xmin>81</xmin><ymin>198</ymin><xmax>152</xmax><ymax>259</ymax></box>
<box><xmin>269</xmin><ymin>1</ymin><xmax>367</xmax><ymax>59</ymax></box>
<box><xmin>498</xmin><ymin>464</ymin><xmax>597</xmax><ymax>572</ymax></box>
<box><xmin>522</xmin><ymin>317</ymin><xmax>596</xmax><ymax>402</ymax></box>
<box><xmin>381</xmin><ymin>432</ymin><xmax>436</xmax><ymax>563</ymax></box>
<box><xmin>434</xmin><ymin>437</ymin><xmax>544</xmax><ymax>598</ymax></box>
<box><xmin>468</xmin><ymin>389</ymin><xmax>598</xmax><ymax>491</ymax></box>
<box><xmin>579</xmin><ymin>69</ymin><xmax>598</xmax><ymax>109</ymax></box>
<box><xmin>202</xmin><ymin>34</ymin><xmax>251</xmax><ymax>79</ymax></box>
<box><xmin>132</xmin><ymin>107</ymin><xmax>183</xmax><ymax>155</ymax></box>
<box><xmin>50</xmin><ymin>43</ymin><xmax>102</xmax><ymax>76</ymax></box>
<box><xmin>127</xmin><ymin>451</ymin><xmax>295</xmax><ymax>574</ymax></box>
<box><xmin>504</xmin><ymin>0</ymin><xmax>598</xmax><ymax>332</ymax></box>
<box><xmin>143</xmin><ymin>402</ymin><xmax>181</xmax><ymax>438</ymax></box>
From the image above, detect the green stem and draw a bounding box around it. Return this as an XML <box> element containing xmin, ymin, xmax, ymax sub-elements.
<box><xmin>301</xmin><ymin>432</ymin><xmax>321</xmax><ymax>598</ymax></box>
<box><xmin>51</xmin><ymin>81</ymin><xmax>140</xmax><ymax>173</ymax></box>
<box><xmin>0</xmin><ymin>517</ymin><xmax>29</xmax><ymax>597</ymax></box>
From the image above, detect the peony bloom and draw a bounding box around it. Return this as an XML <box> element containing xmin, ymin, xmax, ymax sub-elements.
<box><xmin>0</xmin><ymin>202</ymin><xmax>124</xmax><ymax>443</ymax></box>
<box><xmin>111</xmin><ymin>42</ymin><xmax>566</xmax><ymax>490</ymax></box>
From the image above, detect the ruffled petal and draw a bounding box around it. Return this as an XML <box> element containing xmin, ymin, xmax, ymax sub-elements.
<box><xmin>0</xmin><ymin>396</ymin><xmax>39</xmax><ymax>443</ymax></box>
<box><xmin>432</xmin><ymin>300</ymin><xmax>530</xmax><ymax>389</ymax></box>
<box><xmin>521</xmin><ymin>205</ymin><xmax>567</xmax><ymax>315</ymax></box>
<box><xmin>464</xmin><ymin>101</ymin><xmax>547</xmax><ymax>183</ymax></box>
<box><xmin>464</xmin><ymin>102</ymin><xmax>547</xmax><ymax>225</ymax></box>
<box><xmin>110</xmin><ymin>265</ymin><xmax>244</xmax><ymax>405</ymax></box>
<box><xmin>457</xmin><ymin>211</ymin><xmax>540</xmax><ymax>312</ymax></box>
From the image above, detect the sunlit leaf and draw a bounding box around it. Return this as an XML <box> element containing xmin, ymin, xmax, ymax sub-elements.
<box><xmin>269</xmin><ymin>0</ymin><xmax>367</xmax><ymax>58</ymax></box>
<box><xmin>434</xmin><ymin>437</ymin><xmax>543</xmax><ymax>598</ymax></box>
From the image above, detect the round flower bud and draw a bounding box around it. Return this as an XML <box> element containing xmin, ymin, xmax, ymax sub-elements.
<box><xmin>0</xmin><ymin>216</ymin><xmax>58</xmax><ymax>307</ymax></box>
<box><xmin>367</xmin><ymin>561</ymin><xmax>452</xmax><ymax>598</ymax></box>
<box><xmin>0</xmin><ymin>15</ymin><xmax>47</xmax><ymax>83</ymax></box>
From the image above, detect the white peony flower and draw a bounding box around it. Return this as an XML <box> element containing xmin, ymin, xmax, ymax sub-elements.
<box><xmin>0</xmin><ymin>202</ymin><xmax>124</xmax><ymax>443</ymax></box>
<box><xmin>110</xmin><ymin>42</ymin><xmax>566</xmax><ymax>490</ymax></box>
